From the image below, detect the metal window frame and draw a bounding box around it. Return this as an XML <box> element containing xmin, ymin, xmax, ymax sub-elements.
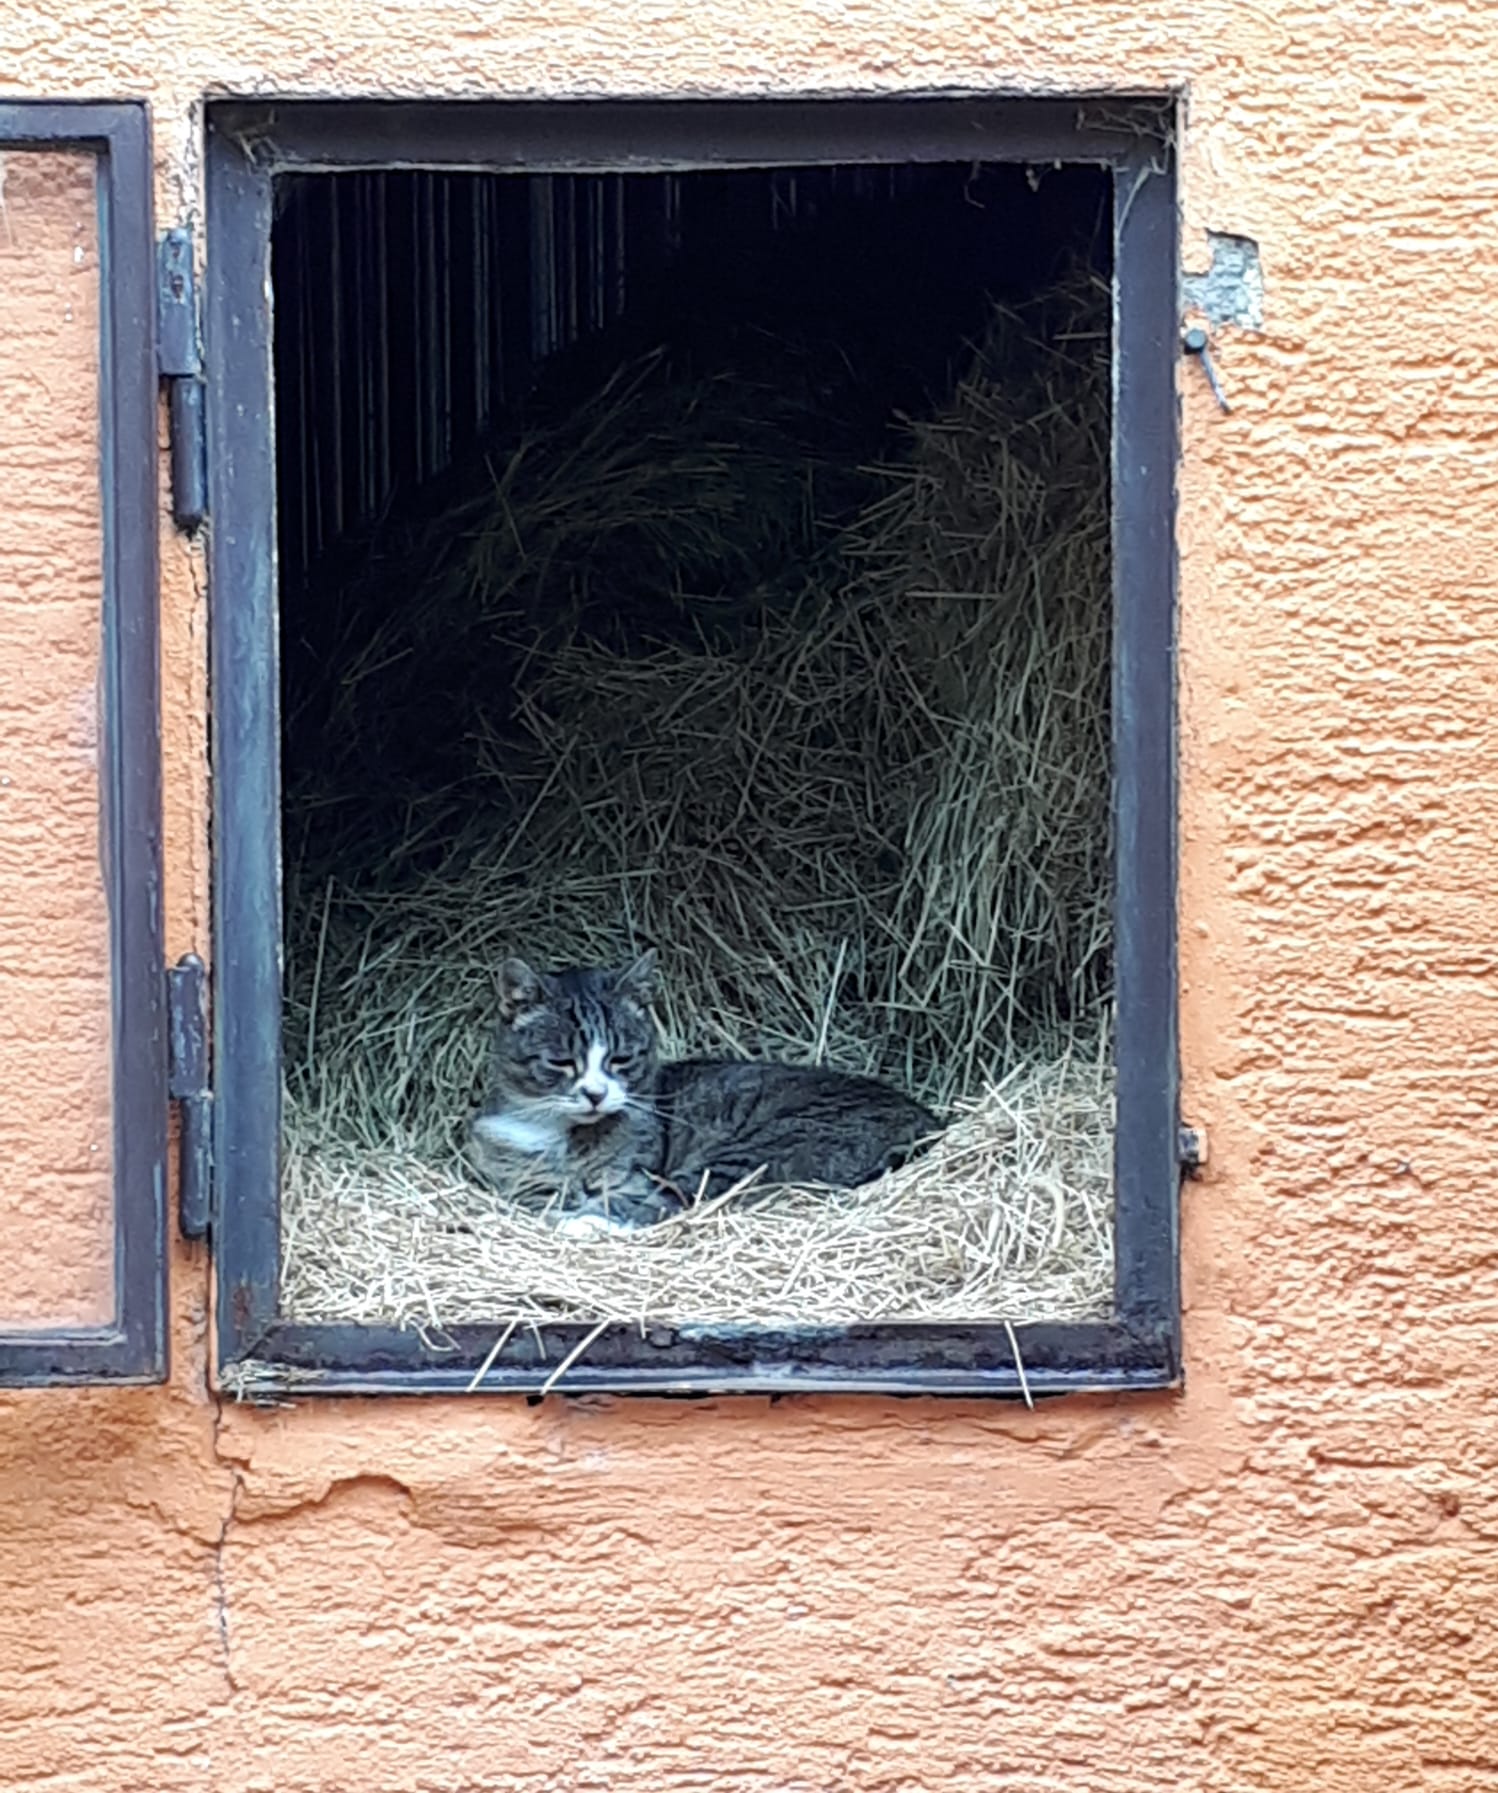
<box><xmin>0</xmin><ymin>103</ymin><xmax>167</xmax><ymax>1385</ymax></box>
<box><xmin>206</xmin><ymin>97</ymin><xmax>1179</xmax><ymax>1400</ymax></box>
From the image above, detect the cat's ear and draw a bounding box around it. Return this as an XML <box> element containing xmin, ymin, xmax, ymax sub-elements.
<box><xmin>615</xmin><ymin>947</ymin><xmax>658</xmax><ymax>1007</ymax></box>
<box><xmin>498</xmin><ymin>957</ymin><xmax>544</xmax><ymax>1020</ymax></box>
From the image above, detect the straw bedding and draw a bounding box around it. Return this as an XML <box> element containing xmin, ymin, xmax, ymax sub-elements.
<box><xmin>280</xmin><ymin>274</ymin><xmax>1116</xmax><ymax>1331</ymax></box>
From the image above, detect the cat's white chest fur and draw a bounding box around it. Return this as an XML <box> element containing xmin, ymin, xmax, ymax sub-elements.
<box><xmin>472</xmin><ymin>1110</ymin><xmax>564</xmax><ymax>1160</ymax></box>
<box><xmin>470</xmin><ymin>1108</ymin><xmax>643</xmax><ymax>1239</ymax></box>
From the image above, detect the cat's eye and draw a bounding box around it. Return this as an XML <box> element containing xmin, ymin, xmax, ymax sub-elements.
<box><xmin>609</xmin><ymin>1054</ymin><xmax>637</xmax><ymax>1073</ymax></box>
<box><xmin>543</xmin><ymin>1057</ymin><xmax>576</xmax><ymax>1075</ymax></box>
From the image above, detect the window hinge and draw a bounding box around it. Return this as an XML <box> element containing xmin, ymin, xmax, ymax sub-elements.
<box><xmin>168</xmin><ymin>953</ymin><xmax>212</xmax><ymax>1241</ymax></box>
<box><xmin>1178</xmin><ymin>1125</ymin><xmax>1208</xmax><ymax>1178</ymax></box>
<box><xmin>157</xmin><ymin>227</ymin><xmax>208</xmax><ymax>534</ymax></box>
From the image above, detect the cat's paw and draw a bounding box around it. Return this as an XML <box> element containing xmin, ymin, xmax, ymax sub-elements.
<box><xmin>554</xmin><ymin>1210</ymin><xmax>637</xmax><ymax>1242</ymax></box>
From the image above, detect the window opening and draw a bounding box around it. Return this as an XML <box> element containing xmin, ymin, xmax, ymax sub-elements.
<box><xmin>206</xmin><ymin>101</ymin><xmax>1178</xmax><ymax>1396</ymax></box>
<box><xmin>279</xmin><ymin>161</ymin><xmax>1114</xmax><ymax>1320</ymax></box>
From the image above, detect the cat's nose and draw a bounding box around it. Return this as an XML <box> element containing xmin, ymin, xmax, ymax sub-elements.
<box><xmin>582</xmin><ymin>1086</ymin><xmax>607</xmax><ymax>1108</ymax></box>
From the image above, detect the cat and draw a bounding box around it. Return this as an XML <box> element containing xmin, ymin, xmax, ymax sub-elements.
<box><xmin>467</xmin><ymin>952</ymin><xmax>672</xmax><ymax>1229</ymax></box>
<box><xmin>467</xmin><ymin>950</ymin><xmax>940</xmax><ymax>1234</ymax></box>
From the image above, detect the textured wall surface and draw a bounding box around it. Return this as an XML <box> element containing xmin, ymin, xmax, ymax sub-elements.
<box><xmin>0</xmin><ymin>149</ymin><xmax>114</xmax><ymax>1325</ymax></box>
<box><xmin>3</xmin><ymin>3</ymin><xmax>1498</xmax><ymax>1788</ymax></box>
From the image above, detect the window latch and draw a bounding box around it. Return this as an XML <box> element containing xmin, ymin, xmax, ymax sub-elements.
<box><xmin>1182</xmin><ymin>325</ymin><xmax>1231</xmax><ymax>415</ymax></box>
<box><xmin>168</xmin><ymin>954</ymin><xmax>212</xmax><ymax>1240</ymax></box>
<box><xmin>157</xmin><ymin>228</ymin><xmax>208</xmax><ymax>533</ymax></box>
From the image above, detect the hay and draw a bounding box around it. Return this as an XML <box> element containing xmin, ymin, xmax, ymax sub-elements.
<box><xmin>280</xmin><ymin>274</ymin><xmax>1117</xmax><ymax>1329</ymax></box>
<box><xmin>281</xmin><ymin>1047</ymin><xmax>1113</xmax><ymax>1328</ymax></box>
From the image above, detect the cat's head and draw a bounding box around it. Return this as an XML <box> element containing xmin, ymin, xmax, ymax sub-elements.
<box><xmin>485</xmin><ymin>950</ymin><xmax>660</xmax><ymax>1124</ymax></box>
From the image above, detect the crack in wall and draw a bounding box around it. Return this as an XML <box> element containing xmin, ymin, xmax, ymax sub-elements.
<box><xmin>209</xmin><ymin>1395</ymin><xmax>242</xmax><ymax>1696</ymax></box>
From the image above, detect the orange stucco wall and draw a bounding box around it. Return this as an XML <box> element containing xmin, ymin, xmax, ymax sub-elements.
<box><xmin>3</xmin><ymin>4</ymin><xmax>1498</xmax><ymax>1788</ymax></box>
<box><xmin>0</xmin><ymin>149</ymin><xmax>115</xmax><ymax>1327</ymax></box>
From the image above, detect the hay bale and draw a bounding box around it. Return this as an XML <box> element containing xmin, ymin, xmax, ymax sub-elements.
<box><xmin>281</xmin><ymin>275</ymin><xmax>1116</xmax><ymax>1328</ymax></box>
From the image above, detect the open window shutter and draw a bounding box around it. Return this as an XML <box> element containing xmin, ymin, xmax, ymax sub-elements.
<box><xmin>0</xmin><ymin>103</ymin><xmax>168</xmax><ymax>1383</ymax></box>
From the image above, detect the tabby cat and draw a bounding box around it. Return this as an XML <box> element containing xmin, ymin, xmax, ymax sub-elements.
<box><xmin>468</xmin><ymin>951</ymin><xmax>939</xmax><ymax>1233</ymax></box>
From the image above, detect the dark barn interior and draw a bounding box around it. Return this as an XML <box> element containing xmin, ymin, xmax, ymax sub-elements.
<box><xmin>273</xmin><ymin>162</ymin><xmax>1110</xmax><ymax>607</ymax></box>
<box><xmin>267</xmin><ymin>156</ymin><xmax>1121</xmax><ymax>1328</ymax></box>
